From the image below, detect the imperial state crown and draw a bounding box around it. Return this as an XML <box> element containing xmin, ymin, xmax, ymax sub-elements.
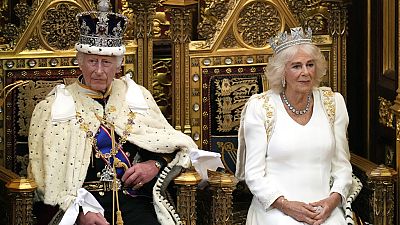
<box><xmin>75</xmin><ymin>0</ymin><xmax>128</xmax><ymax>56</ymax></box>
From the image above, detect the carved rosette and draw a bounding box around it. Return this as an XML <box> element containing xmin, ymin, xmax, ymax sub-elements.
<box><xmin>207</xmin><ymin>0</ymin><xmax>229</xmax><ymax>20</ymax></box>
<box><xmin>2</xmin><ymin>23</ymin><xmax>19</xmax><ymax>45</ymax></box>
<box><xmin>40</xmin><ymin>3</ymin><xmax>80</xmax><ymax>50</ymax></box>
<box><xmin>197</xmin><ymin>19</ymin><xmax>216</xmax><ymax>40</ymax></box>
<box><xmin>235</xmin><ymin>1</ymin><xmax>281</xmax><ymax>48</ymax></box>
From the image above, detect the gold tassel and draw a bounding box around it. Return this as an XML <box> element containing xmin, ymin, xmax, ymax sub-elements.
<box><xmin>110</xmin><ymin>124</ymin><xmax>124</xmax><ymax>225</ymax></box>
<box><xmin>116</xmin><ymin>210</ymin><xmax>124</xmax><ymax>225</ymax></box>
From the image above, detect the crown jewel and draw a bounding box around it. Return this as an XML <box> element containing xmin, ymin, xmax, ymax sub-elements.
<box><xmin>269</xmin><ymin>27</ymin><xmax>312</xmax><ymax>54</ymax></box>
<box><xmin>75</xmin><ymin>0</ymin><xmax>128</xmax><ymax>56</ymax></box>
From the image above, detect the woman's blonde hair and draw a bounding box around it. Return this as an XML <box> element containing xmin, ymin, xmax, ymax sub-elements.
<box><xmin>265</xmin><ymin>44</ymin><xmax>327</xmax><ymax>93</ymax></box>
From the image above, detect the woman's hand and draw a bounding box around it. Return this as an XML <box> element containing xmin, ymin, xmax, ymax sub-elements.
<box><xmin>76</xmin><ymin>211</ymin><xmax>109</xmax><ymax>225</ymax></box>
<box><xmin>273</xmin><ymin>197</ymin><xmax>319</xmax><ymax>225</ymax></box>
<box><xmin>121</xmin><ymin>160</ymin><xmax>160</xmax><ymax>189</ymax></box>
<box><xmin>309</xmin><ymin>192</ymin><xmax>342</xmax><ymax>225</ymax></box>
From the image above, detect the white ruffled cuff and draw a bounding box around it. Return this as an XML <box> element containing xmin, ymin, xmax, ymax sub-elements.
<box><xmin>189</xmin><ymin>148</ymin><xmax>224</xmax><ymax>187</ymax></box>
<box><xmin>58</xmin><ymin>188</ymin><xmax>104</xmax><ymax>225</ymax></box>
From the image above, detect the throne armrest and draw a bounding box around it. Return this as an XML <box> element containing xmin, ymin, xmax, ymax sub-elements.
<box><xmin>350</xmin><ymin>153</ymin><xmax>397</xmax><ymax>225</ymax></box>
<box><xmin>1</xmin><ymin>165</ymin><xmax>37</xmax><ymax>225</ymax></box>
<box><xmin>174</xmin><ymin>169</ymin><xmax>202</xmax><ymax>225</ymax></box>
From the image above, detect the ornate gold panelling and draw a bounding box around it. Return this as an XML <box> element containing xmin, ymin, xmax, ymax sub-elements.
<box><xmin>17</xmin><ymin>80</ymin><xmax>64</xmax><ymax>137</ymax></box>
<box><xmin>208</xmin><ymin>170</ymin><xmax>238</xmax><ymax>225</ymax></box>
<box><xmin>165</xmin><ymin>1</ymin><xmax>197</xmax><ymax>131</ymax></box>
<box><xmin>220</xmin><ymin>30</ymin><xmax>238</xmax><ymax>49</ymax></box>
<box><xmin>368</xmin><ymin>165</ymin><xmax>397</xmax><ymax>225</ymax></box>
<box><xmin>128</xmin><ymin>0</ymin><xmax>161</xmax><ymax>89</ymax></box>
<box><xmin>378</xmin><ymin>96</ymin><xmax>394</xmax><ymax>129</ymax></box>
<box><xmin>1</xmin><ymin>0</ymin><xmax>95</xmax><ymax>53</ymax></box>
<box><xmin>174</xmin><ymin>170</ymin><xmax>202</xmax><ymax>225</ymax></box>
<box><xmin>233</xmin><ymin>0</ymin><xmax>281</xmax><ymax>49</ymax></box>
<box><xmin>197</xmin><ymin>0</ymin><xmax>230</xmax><ymax>40</ymax></box>
<box><xmin>6</xmin><ymin>178</ymin><xmax>37</xmax><ymax>225</ymax></box>
<box><xmin>196</xmin><ymin>0</ymin><xmax>298</xmax><ymax>49</ymax></box>
<box><xmin>121</xmin><ymin>0</ymin><xmax>135</xmax><ymax>39</ymax></box>
<box><xmin>285</xmin><ymin>0</ymin><xmax>329</xmax><ymax>33</ymax></box>
<box><xmin>40</xmin><ymin>2</ymin><xmax>80</xmax><ymax>50</ymax></box>
<box><xmin>351</xmin><ymin>154</ymin><xmax>398</xmax><ymax>225</ymax></box>
<box><xmin>153</xmin><ymin>58</ymin><xmax>173</xmax><ymax>122</ymax></box>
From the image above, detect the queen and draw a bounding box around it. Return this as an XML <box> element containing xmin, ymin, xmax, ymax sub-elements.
<box><xmin>235</xmin><ymin>27</ymin><xmax>353</xmax><ymax>225</ymax></box>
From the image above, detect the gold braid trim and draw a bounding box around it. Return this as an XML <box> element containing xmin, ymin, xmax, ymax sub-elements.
<box><xmin>320</xmin><ymin>88</ymin><xmax>335</xmax><ymax>127</ymax></box>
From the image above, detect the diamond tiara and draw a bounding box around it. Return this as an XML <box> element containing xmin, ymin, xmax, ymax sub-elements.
<box><xmin>269</xmin><ymin>27</ymin><xmax>313</xmax><ymax>54</ymax></box>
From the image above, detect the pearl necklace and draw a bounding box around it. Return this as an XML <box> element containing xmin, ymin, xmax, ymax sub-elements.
<box><xmin>281</xmin><ymin>91</ymin><xmax>311</xmax><ymax>115</ymax></box>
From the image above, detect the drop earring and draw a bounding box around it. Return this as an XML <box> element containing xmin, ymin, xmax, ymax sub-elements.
<box><xmin>281</xmin><ymin>77</ymin><xmax>286</xmax><ymax>88</ymax></box>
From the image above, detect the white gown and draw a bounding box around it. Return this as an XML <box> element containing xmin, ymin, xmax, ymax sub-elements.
<box><xmin>243</xmin><ymin>90</ymin><xmax>352</xmax><ymax>225</ymax></box>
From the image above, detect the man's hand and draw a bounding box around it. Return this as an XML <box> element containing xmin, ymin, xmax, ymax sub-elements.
<box><xmin>76</xmin><ymin>211</ymin><xmax>109</xmax><ymax>225</ymax></box>
<box><xmin>309</xmin><ymin>192</ymin><xmax>342</xmax><ymax>225</ymax></box>
<box><xmin>121</xmin><ymin>160</ymin><xmax>160</xmax><ymax>189</ymax></box>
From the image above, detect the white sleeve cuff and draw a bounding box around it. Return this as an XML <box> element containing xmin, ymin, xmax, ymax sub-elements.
<box><xmin>58</xmin><ymin>188</ymin><xmax>104</xmax><ymax>225</ymax></box>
